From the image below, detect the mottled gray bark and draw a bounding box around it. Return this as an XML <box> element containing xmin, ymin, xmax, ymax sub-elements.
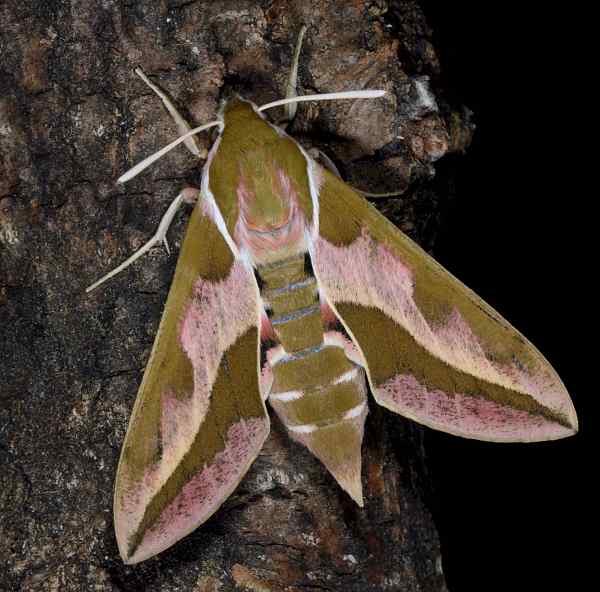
<box><xmin>1</xmin><ymin>1</ymin><xmax>472</xmax><ymax>590</ymax></box>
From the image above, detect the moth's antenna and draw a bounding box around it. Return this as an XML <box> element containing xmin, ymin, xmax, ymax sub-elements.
<box><xmin>284</xmin><ymin>25</ymin><xmax>308</xmax><ymax>122</ymax></box>
<box><xmin>134</xmin><ymin>67</ymin><xmax>203</xmax><ymax>157</ymax></box>
<box><xmin>258</xmin><ymin>90</ymin><xmax>386</xmax><ymax>113</ymax></box>
<box><xmin>309</xmin><ymin>147</ymin><xmax>405</xmax><ymax>199</ymax></box>
<box><xmin>118</xmin><ymin>90</ymin><xmax>385</xmax><ymax>184</ymax></box>
<box><xmin>118</xmin><ymin>120</ymin><xmax>220</xmax><ymax>184</ymax></box>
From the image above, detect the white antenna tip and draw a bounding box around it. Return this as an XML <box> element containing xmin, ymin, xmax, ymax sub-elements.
<box><xmin>258</xmin><ymin>89</ymin><xmax>387</xmax><ymax>113</ymax></box>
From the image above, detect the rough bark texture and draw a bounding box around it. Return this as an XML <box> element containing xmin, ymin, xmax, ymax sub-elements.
<box><xmin>1</xmin><ymin>1</ymin><xmax>473</xmax><ymax>590</ymax></box>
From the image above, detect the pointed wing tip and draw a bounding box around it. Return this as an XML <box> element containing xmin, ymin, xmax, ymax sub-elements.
<box><xmin>117</xmin><ymin>544</ymin><xmax>136</xmax><ymax>565</ymax></box>
<box><xmin>521</xmin><ymin>401</ymin><xmax>578</xmax><ymax>442</ymax></box>
<box><xmin>116</xmin><ymin>535</ymin><xmax>141</xmax><ymax>565</ymax></box>
<box><xmin>563</xmin><ymin>409</ymin><xmax>579</xmax><ymax>438</ymax></box>
<box><xmin>564</xmin><ymin>425</ymin><xmax>578</xmax><ymax>438</ymax></box>
<box><xmin>115</xmin><ymin>521</ymin><xmax>157</xmax><ymax>565</ymax></box>
<box><xmin>552</xmin><ymin>390</ymin><xmax>579</xmax><ymax>438</ymax></box>
<box><xmin>551</xmin><ymin>416</ymin><xmax>578</xmax><ymax>440</ymax></box>
<box><xmin>122</xmin><ymin>553</ymin><xmax>152</xmax><ymax>565</ymax></box>
<box><xmin>567</xmin><ymin>407</ymin><xmax>579</xmax><ymax>435</ymax></box>
<box><xmin>541</xmin><ymin>403</ymin><xmax>578</xmax><ymax>441</ymax></box>
<box><xmin>492</xmin><ymin>411</ymin><xmax>579</xmax><ymax>443</ymax></box>
<box><xmin>118</xmin><ymin>541</ymin><xmax>156</xmax><ymax>565</ymax></box>
<box><xmin>121</xmin><ymin>554</ymin><xmax>138</xmax><ymax>566</ymax></box>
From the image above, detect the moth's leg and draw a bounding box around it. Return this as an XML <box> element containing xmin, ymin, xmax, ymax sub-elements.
<box><xmin>308</xmin><ymin>147</ymin><xmax>404</xmax><ymax>199</ymax></box>
<box><xmin>352</xmin><ymin>189</ymin><xmax>405</xmax><ymax>199</ymax></box>
<box><xmin>86</xmin><ymin>188</ymin><xmax>200</xmax><ymax>293</ymax></box>
<box><xmin>135</xmin><ymin>67</ymin><xmax>206</xmax><ymax>158</ymax></box>
<box><xmin>277</xmin><ymin>25</ymin><xmax>308</xmax><ymax>126</ymax></box>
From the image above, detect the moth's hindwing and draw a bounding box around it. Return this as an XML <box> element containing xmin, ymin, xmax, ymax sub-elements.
<box><xmin>313</xmin><ymin>169</ymin><xmax>577</xmax><ymax>442</ymax></box>
<box><xmin>113</xmin><ymin>203</ymin><xmax>268</xmax><ymax>564</ymax></box>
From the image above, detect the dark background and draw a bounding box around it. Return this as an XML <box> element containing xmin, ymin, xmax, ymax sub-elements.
<box><xmin>421</xmin><ymin>2</ymin><xmax>589</xmax><ymax>591</ymax></box>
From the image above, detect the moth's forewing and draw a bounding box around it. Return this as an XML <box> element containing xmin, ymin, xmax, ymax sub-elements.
<box><xmin>113</xmin><ymin>203</ymin><xmax>268</xmax><ymax>564</ymax></box>
<box><xmin>313</xmin><ymin>170</ymin><xmax>577</xmax><ymax>442</ymax></box>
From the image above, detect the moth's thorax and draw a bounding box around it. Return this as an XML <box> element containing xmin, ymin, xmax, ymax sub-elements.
<box><xmin>237</xmin><ymin>157</ymin><xmax>294</xmax><ymax>232</ymax></box>
<box><xmin>208</xmin><ymin>97</ymin><xmax>314</xmax><ymax>266</ymax></box>
<box><xmin>234</xmin><ymin>158</ymin><xmax>309</xmax><ymax>265</ymax></box>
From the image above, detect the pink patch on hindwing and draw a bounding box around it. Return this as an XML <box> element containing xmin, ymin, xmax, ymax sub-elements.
<box><xmin>124</xmin><ymin>417</ymin><xmax>268</xmax><ymax>564</ymax></box>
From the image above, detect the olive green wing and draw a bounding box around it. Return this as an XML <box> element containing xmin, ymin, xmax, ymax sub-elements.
<box><xmin>114</xmin><ymin>201</ymin><xmax>268</xmax><ymax>564</ymax></box>
<box><xmin>312</xmin><ymin>169</ymin><xmax>577</xmax><ymax>442</ymax></box>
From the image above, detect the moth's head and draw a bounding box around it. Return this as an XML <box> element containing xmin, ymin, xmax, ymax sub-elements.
<box><xmin>212</xmin><ymin>95</ymin><xmax>304</xmax><ymax>236</ymax></box>
<box><xmin>219</xmin><ymin>95</ymin><xmax>268</xmax><ymax>130</ymax></box>
<box><xmin>117</xmin><ymin>90</ymin><xmax>385</xmax><ymax>185</ymax></box>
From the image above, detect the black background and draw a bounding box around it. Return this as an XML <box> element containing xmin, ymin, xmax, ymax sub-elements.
<box><xmin>420</xmin><ymin>3</ymin><xmax>589</xmax><ymax>591</ymax></box>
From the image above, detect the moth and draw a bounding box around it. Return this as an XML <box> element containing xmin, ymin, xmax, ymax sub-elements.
<box><xmin>89</xmin><ymin>32</ymin><xmax>577</xmax><ymax>564</ymax></box>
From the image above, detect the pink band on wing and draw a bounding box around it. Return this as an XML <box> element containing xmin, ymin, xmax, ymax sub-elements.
<box><xmin>378</xmin><ymin>374</ymin><xmax>571</xmax><ymax>442</ymax></box>
<box><xmin>314</xmin><ymin>230</ymin><xmax>571</xmax><ymax>416</ymax></box>
<box><xmin>124</xmin><ymin>417</ymin><xmax>269</xmax><ymax>563</ymax></box>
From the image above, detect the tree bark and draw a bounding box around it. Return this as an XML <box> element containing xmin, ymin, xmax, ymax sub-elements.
<box><xmin>1</xmin><ymin>1</ymin><xmax>472</xmax><ymax>590</ymax></box>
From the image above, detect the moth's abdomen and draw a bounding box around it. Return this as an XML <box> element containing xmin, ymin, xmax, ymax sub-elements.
<box><xmin>259</xmin><ymin>254</ymin><xmax>367</xmax><ymax>505</ymax></box>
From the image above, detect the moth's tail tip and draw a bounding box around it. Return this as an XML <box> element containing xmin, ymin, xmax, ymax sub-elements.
<box><xmin>301</xmin><ymin>413</ymin><xmax>367</xmax><ymax>507</ymax></box>
<box><xmin>328</xmin><ymin>457</ymin><xmax>364</xmax><ymax>507</ymax></box>
<box><xmin>330</xmin><ymin>467</ymin><xmax>364</xmax><ymax>508</ymax></box>
<box><xmin>347</xmin><ymin>480</ymin><xmax>364</xmax><ymax>507</ymax></box>
<box><xmin>308</xmin><ymin>441</ymin><xmax>365</xmax><ymax>506</ymax></box>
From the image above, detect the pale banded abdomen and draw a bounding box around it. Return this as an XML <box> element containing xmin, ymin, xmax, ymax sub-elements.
<box><xmin>258</xmin><ymin>253</ymin><xmax>368</xmax><ymax>505</ymax></box>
